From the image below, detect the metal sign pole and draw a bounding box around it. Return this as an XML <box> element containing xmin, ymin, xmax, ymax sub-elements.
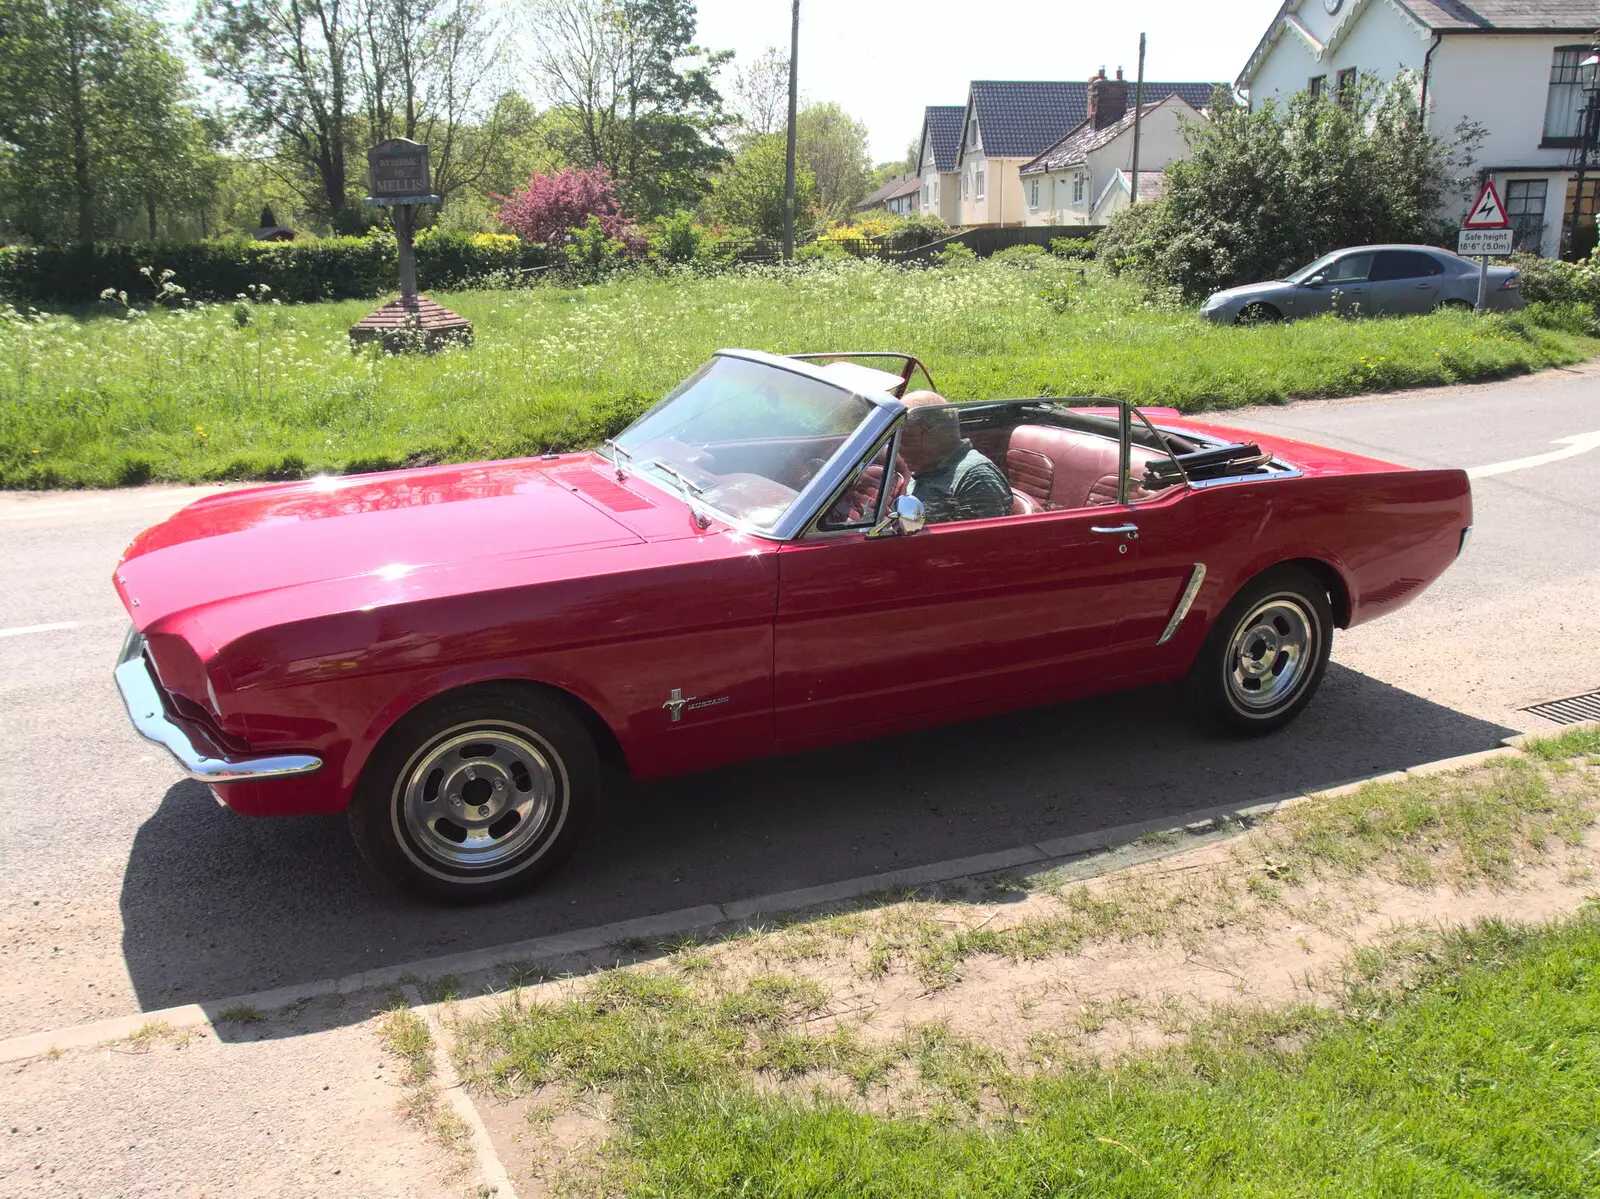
<box><xmin>395</xmin><ymin>203</ymin><xmax>418</xmax><ymax>299</ymax></box>
<box><xmin>1476</xmin><ymin>254</ymin><xmax>1489</xmax><ymax>312</ymax></box>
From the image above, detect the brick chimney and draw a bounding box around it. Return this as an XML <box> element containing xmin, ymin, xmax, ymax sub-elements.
<box><xmin>1087</xmin><ymin>66</ymin><xmax>1129</xmax><ymax>130</ymax></box>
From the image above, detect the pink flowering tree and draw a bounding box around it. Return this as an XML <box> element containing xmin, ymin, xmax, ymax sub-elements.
<box><xmin>495</xmin><ymin>167</ymin><xmax>634</xmax><ymax>247</ymax></box>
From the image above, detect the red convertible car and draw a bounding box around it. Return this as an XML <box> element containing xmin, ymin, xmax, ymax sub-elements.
<box><xmin>114</xmin><ymin>350</ymin><xmax>1472</xmax><ymax>901</ymax></box>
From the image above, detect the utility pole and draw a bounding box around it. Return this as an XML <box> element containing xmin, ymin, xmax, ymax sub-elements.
<box><xmin>1129</xmin><ymin>33</ymin><xmax>1147</xmax><ymax>207</ymax></box>
<box><xmin>782</xmin><ymin>0</ymin><xmax>800</xmax><ymax>262</ymax></box>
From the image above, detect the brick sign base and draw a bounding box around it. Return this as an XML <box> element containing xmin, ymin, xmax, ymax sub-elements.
<box><xmin>349</xmin><ymin>294</ymin><xmax>474</xmax><ymax>354</ymax></box>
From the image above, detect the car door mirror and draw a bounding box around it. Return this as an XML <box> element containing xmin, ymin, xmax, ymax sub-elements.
<box><xmin>1305</xmin><ymin>274</ymin><xmax>1328</xmax><ymax>287</ymax></box>
<box><xmin>868</xmin><ymin>494</ymin><xmax>927</xmax><ymax>538</ymax></box>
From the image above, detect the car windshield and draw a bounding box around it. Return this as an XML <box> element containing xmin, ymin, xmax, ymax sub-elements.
<box><xmin>610</xmin><ymin>355</ymin><xmax>877</xmax><ymax>531</ymax></box>
<box><xmin>1285</xmin><ymin>252</ymin><xmax>1340</xmax><ymax>284</ymax></box>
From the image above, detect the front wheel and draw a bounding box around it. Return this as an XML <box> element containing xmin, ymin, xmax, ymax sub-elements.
<box><xmin>1236</xmin><ymin>302</ymin><xmax>1282</xmax><ymax>325</ymax></box>
<box><xmin>1187</xmin><ymin>566</ymin><xmax>1333</xmax><ymax>735</ymax></box>
<box><xmin>348</xmin><ymin>685</ymin><xmax>597</xmax><ymax>903</ymax></box>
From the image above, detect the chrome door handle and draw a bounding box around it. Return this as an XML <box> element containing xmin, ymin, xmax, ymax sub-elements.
<box><xmin>1091</xmin><ymin>523</ymin><xmax>1139</xmax><ymax>537</ymax></box>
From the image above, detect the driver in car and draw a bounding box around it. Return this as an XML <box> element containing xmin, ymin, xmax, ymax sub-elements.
<box><xmin>899</xmin><ymin>391</ymin><xmax>1013</xmax><ymax>524</ymax></box>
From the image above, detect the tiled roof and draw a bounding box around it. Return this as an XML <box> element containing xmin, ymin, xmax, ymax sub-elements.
<box><xmin>853</xmin><ymin>174</ymin><xmax>918</xmax><ymax>211</ymax></box>
<box><xmin>1020</xmin><ymin>96</ymin><xmax>1199</xmax><ymax>175</ymax></box>
<box><xmin>1396</xmin><ymin>0</ymin><xmax>1600</xmax><ymax>28</ymax></box>
<box><xmin>1116</xmin><ymin>170</ymin><xmax>1167</xmax><ymax>203</ymax></box>
<box><xmin>922</xmin><ymin>106</ymin><xmax>965</xmax><ymax>173</ymax></box>
<box><xmin>965</xmin><ymin>80</ymin><xmax>1222</xmax><ymax>160</ymax></box>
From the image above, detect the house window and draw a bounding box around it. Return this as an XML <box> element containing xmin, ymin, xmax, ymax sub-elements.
<box><xmin>962</xmin><ymin>171</ymin><xmax>969</xmax><ymax>199</ymax></box>
<box><xmin>1544</xmin><ymin>47</ymin><xmax>1599</xmax><ymax>144</ymax></box>
<box><xmin>1029</xmin><ymin>179</ymin><xmax>1039</xmax><ymax>208</ymax></box>
<box><xmin>1336</xmin><ymin>68</ymin><xmax>1357</xmax><ymax>106</ymax></box>
<box><xmin>968</xmin><ymin>120</ymin><xmax>979</xmax><ymax>148</ymax></box>
<box><xmin>1072</xmin><ymin>172</ymin><xmax>1084</xmax><ymax>203</ymax></box>
<box><xmin>975</xmin><ymin>167</ymin><xmax>985</xmax><ymax>199</ymax></box>
<box><xmin>1308</xmin><ymin>75</ymin><xmax>1326</xmax><ymax>100</ymax></box>
<box><xmin>922</xmin><ymin>183</ymin><xmax>930</xmax><ymax>207</ymax></box>
<box><xmin>1506</xmin><ymin>179</ymin><xmax>1548</xmax><ymax>254</ymax></box>
<box><xmin>933</xmin><ymin>179</ymin><xmax>939</xmax><ymax>201</ymax></box>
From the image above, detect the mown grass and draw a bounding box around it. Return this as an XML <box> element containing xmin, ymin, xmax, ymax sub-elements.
<box><xmin>452</xmin><ymin>750</ymin><xmax>1600</xmax><ymax>1194</ymax></box>
<box><xmin>607</xmin><ymin>914</ymin><xmax>1600</xmax><ymax>1198</ymax></box>
<box><xmin>2</xmin><ymin>258</ymin><xmax>1593</xmax><ymax>488</ymax></box>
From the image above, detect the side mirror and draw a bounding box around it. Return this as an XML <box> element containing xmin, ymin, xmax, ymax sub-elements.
<box><xmin>868</xmin><ymin>493</ymin><xmax>927</xmax><ymax>538</ymax></box>
<box><xmin>1305</xmin><ymin>274</ymin><xmax>1327</xmax><ymax>287</ymax></box>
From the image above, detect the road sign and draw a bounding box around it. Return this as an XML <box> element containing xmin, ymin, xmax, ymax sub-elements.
<box><xmin>365</xmin><ymin>138</ymin><xmax>439</xmax><ymax>205</ymax></box>
<box><xmin>1458</xmin><ymin>228</ymin><xmax>1514</xmax><ymax>256</ymax></box>
<box><xmin>1462</xmin><ymin>180</ymin><xmax>1509</xmax><ymax>229</ymax></box>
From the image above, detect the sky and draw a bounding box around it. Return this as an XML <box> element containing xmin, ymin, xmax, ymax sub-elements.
<box><xmin>694</xmin><ymin>0</ymin><xmax>1285</xmax><ymax>160</ymax></box>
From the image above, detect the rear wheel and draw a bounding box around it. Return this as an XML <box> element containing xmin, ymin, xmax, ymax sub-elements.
<box><xmin>348</xmin><ymin>685</ymin><xmax>596</xmax><ymax>902</ymax></box>
<box><xmin>1188</xmin><ymin>566</ymin><xmax>1332</xmax><ymax>735</ymax></box>
<box><xmin>1438</xmin><ymin>298</ymin><xmax>1473</xmax><ymax>312</ymax></box>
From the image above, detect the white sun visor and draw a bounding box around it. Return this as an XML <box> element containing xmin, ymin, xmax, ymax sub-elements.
<box><xmin>816</xmin><ymin>360</ymin><xmax>906</xmax><ymax>399</ymax></box>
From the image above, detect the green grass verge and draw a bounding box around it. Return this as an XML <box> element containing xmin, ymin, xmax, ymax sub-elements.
<box><xmin>453</xmin><ymin>755</ymin><xmax>1599</xmax><ymax>1195</ymax></box>
<box><xmin>3</xmin><ymin>259</ymin><xmax>1593</xmax><ymax>488</ymax></box>
<box><xmin>606</xmin><ymin>914</ymin><xmax>1600</xmax><ymax>1198</ymax></box>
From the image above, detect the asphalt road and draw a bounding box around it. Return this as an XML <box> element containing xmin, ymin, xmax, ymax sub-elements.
<box><xmin>2</xmin><ymin>363</ymin><xmax>1597</xmax><ymax>1040</ymax></box>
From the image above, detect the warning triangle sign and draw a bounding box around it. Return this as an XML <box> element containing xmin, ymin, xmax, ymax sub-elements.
<box><xmin>1463</xmin><ymin>181</ymin><xmax>1509</xmax><ymax>229</ymax></box>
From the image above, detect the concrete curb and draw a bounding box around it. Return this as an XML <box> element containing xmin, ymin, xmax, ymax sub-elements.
<box><xmin>2</xmin><ymin>729</ymin><xmax>1589</xmax><ymax>1067</ymax></box>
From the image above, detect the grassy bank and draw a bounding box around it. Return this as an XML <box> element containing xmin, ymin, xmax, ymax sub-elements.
<box><xmin>449</xmin><ymin>733</ymin><xmax>1600</xmax><ymax>1196</ymax></box>
<box><xmin>2</xmin><ymin>258</ymin><xmax>1593</xmax><ymax>488</ymax></box>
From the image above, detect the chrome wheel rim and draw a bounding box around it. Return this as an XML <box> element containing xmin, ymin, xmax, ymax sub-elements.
<box><xmin>1225</xmin><ymin>595</ymin><xmax>1317</xmax><ymax>714</ymax></box>
<box><xmin>397</xmin><ymin>723</ymin><xmax>560</xmax><ymax>876</ymax></box>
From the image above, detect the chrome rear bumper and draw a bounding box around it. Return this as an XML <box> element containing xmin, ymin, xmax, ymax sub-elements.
<box><xmin>115</xmin><ymin>630</ymin><xmax>323</xmax><ymax>783</ymax></box>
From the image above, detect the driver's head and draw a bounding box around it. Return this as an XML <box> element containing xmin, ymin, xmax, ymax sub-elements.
<box><xmin>899</xmin><ymin>390</ymin><xmax>962</xmax><ymax>473</ymax></box>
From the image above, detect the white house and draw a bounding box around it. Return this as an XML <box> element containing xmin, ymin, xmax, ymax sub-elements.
<box><xmin>950</xmin><ymin>74</ymin><xmax>1221</xmax><ymax>226</ymax></box>
<box><xmin>1239</xmin><ymin>0</ymin><xmax>1600</xmax><ymax>257</ymax></box>
<box><xmin>853</xmin><ymin>173</ymin><xmax>921</xmax><ymax>217</ymax></box>
<box><xmin>914</xmin><ymin>105</ymin><xmax>965</xmax><ymax>224</ymax></box>
<box><xmin>1018</xmin><ymin>92</ymin><xmax>1204</xmax><ymax>226</ymax></box>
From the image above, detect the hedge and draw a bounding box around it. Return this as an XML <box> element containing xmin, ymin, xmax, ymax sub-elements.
<box><xmin>0</xmin><ymin>231</ymin><xmax>557</xmax><ymax>307</ymax></box>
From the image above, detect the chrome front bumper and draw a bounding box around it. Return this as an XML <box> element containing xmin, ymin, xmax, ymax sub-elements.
<box><xmin>115</xmin><ymin>630</ymin><xmax>323</xmax><ymax>783</ymax></box>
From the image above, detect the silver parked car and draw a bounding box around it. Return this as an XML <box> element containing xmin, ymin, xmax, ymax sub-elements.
<box><xmin>1199</xmin><ymin>244</ymin><xmax>1524</xmax><ymax>324</ymax></box>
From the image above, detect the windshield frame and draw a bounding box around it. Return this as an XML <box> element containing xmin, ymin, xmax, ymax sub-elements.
<box><xmin>611</xmin><ymin>349</ymin><xmax>904</xmax><ymax>541</ymax></box>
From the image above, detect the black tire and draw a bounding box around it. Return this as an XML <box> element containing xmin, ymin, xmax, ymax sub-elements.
<box><xmin>348</xmin><ymin>684</ymin><xmax>597</xmax><ymax>903</ymax></box>
<box><xmin>1236</xmin><ymin>302</ymin><xmax>1282</xmax><ymax>325</ymax></box>
<box><xmin>1187</xmin><ymin>565</ymin><xmax>1333</xmax><ymax>736</ymax></box>
<box><xmin>1438</xmin><ymin>298</ymin><xmax>1473</xmax><ymax>312</ymax></box>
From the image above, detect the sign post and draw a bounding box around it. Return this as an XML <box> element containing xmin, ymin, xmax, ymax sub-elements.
<box><xmin>1460</xmin><ymin>180</ymin><xmax>1511</xmax><ymax>313</ymax></box>
<box><xmin>349</xmin><ymin>138</ymin><xmax>472</xmax><ymax>352</ymax></box>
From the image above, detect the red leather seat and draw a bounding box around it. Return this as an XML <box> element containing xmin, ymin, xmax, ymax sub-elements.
<box><xmin>1004</xmin><ymin>425</ymin><xmax>1162</xmax><ymax>510</ymax></box>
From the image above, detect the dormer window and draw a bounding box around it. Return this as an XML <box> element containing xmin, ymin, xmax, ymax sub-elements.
<box><xmin>968</xmin><ymin>120</ymin><xmax>979</xmax><ymax>149</ymax></box>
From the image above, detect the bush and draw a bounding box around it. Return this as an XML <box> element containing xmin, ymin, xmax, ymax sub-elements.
<box><xmin>648</xmin><ymin>211</ymin><xmax>703</xmax><ymax>265</ymax></box>
<box><xmin>1110</xmin><ymin>77</ymin><xmax>1479</xmax><ymax>299</ymax></box>
<box><xmin>1508</xmin><ymin>252</ymin><xmax>1600</xmax><ymax>307</ymax></box>
<box><xmin>991</xmin><ymin>244</ymin><xmax>1049</xmax><ymax>269</ymax></box>
<box><xmin>562</xmin><ymin>215</ymin><xmax>632</xmax><ymax>283</ymax></box>
<box><xmin>495</xmin><ymin>167</ymin><xmax>634</xmax><ymax>247</ymax></box>
<box><xmin>1049</xmin><ymin>235</ymin><xmax>1096</xmax><ymax>260</ymax></box>
<box><xmin>883</xmin><ymin>211</ymin><xmax>949</xmax><ymax>251</ymax></box>
<box><xmin>936</xmin><ymin>242</ymin><xmax>976</xmax><ymax>267</ymax></box>
<box><xmin>0</xmin><ymin>232</ymin><xmax>556</xmax><ymax>307</ymax></box>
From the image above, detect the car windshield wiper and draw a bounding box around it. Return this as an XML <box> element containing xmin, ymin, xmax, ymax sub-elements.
<box><xmin>602</xmin><ymin>439</ymin><xmax>633</xmax><ymax>475</ymax></box>
<box><xmin>641</xmin><ymin>458</ymin><xmax>713</xmax><ymax>530</ymax></box>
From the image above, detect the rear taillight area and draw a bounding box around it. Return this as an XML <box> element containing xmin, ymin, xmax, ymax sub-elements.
<box><xmin>1500</xmin><ymin>274</ymin><xmax>1520</xmax><ymax>290</ymax></box>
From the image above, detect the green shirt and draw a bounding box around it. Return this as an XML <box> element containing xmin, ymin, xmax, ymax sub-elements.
<box><xmin>908</xmin><ymin>441</ymin><xmax>1013</xmax><ymax>524</ymax></box>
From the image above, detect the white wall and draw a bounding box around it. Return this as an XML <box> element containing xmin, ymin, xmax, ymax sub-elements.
<box><xmin>1428</xmin><ymin>35</ymin><xmax>1582</xmax><ymax>171</ymax></box>
<box><xmin>1247</xmin><ymin>0</ymin><xmax>1428</xmax><ymax>108</ymax></box>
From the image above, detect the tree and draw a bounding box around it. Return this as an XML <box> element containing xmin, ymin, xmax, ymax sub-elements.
<box><xmin>705</xmin><ymin>132</ymin><xmax>815</xmax><ymax>239</ymax></box>
<box><xmin>495</xmin><ymin>165</ymin><xmax>629</xmax><ymax>244</ymax></box>
<box><xmin>727</xmin><ymin>45</ymin><xmax>787</xmax><ymax>145</ymax></box>
<box><xmin>0</xmin><ymin>0</ymin><xmax>202</xmax><ymax>243</ymax></box>
<box><xmin>192</xmin><ymin>0</ymin><xmax>356</xmax><ymax>221</ymax></box>
<box><xmin>353</xmin><ymin>0</ymin><xmax>506</xmax><ymax>201</ymax></box>
<box><xmin>795</xmin><ymin>102</ymin><xmax>870</xmax><ymax>218</ymax></box>
<box><xmin>525</xmin><ymin>0</ymin><xmax>732</xmax><ymax>216</ymax></box>
<box><xmin>1102</xmin><ymin>78</ymin><xmax>1483</xmax><ymax>298</ymax></box>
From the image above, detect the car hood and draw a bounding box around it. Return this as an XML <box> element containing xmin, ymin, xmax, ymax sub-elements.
<box><xmin>1205</xmin><ymin>280</ymin><xmax>1297</xmax><ymax>306</ymax></box>
<box><xmin>115</xmin><ymin>455</ymin><xmax>669</xmax><ymax>634</ymax></box>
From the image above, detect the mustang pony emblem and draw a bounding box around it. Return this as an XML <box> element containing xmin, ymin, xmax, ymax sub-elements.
<box><xmin>662</xmin><ymin>689</ymin><xmax>730</xmax><ymax>722</ymax></box>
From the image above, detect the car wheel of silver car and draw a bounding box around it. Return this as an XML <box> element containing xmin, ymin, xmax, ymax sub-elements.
<box><xmin>1438</xmin><ymin>299</ymin><xmax>1473</xmax><ymax>312</ymax></box>
<box><xmin>348</xmin><ymin>684</ymin><xmax>597</xmax><ymax>903</ymax></box>
<box><xmin>1236</xmin><ymin>303</ymin><xmax>1281</xmax><ymax>325</ymax></box>
<box><xmin>1187</xmin><ymin>565</ymin><xmax>1333</xmax><ymax>736</ymax></box>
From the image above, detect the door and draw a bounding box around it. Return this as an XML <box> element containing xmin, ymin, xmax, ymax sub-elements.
<box><xmin>1367</xmin><ymin>250</ymin><xmax>1444</xmax><ymax>315</ymax></box>
<box><xmin>1294</xmin><ymin>250</ymin><xmax>1373</xmax><ymax>317</ymax></box>
<box><xmin>772</xmin><ymin>507</ymin><xmax>1166</xmax><ymax>741</ymax></box>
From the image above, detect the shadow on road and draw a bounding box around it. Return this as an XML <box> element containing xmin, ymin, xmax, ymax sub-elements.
<box><xmin>120</xmin><ymin>663</ymin><xmax>1515</xmax><ymax>1030</ymax></box>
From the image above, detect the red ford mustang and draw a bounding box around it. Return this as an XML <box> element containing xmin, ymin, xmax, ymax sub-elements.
<box><xmin>113</xmin><ymin>350</ymin><xmax>1472</xmax><ymax>901</ymax></box>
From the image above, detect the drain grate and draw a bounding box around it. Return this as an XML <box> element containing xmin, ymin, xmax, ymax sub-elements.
<box><xmin>1522</xmin><ymin>690</ymin><xmax>1600</xmax><ymax>725</ymax></box>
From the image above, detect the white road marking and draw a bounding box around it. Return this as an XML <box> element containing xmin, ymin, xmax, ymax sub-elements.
<box><xmin>0</xmin><ymin>621</ymin><xmax>80</xmax><ymax>639</ymax></box>
<box><xmin>1467</xmin><ymin>430</ymin><xmax>1600</xmax><ymax>479</ymax></box>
